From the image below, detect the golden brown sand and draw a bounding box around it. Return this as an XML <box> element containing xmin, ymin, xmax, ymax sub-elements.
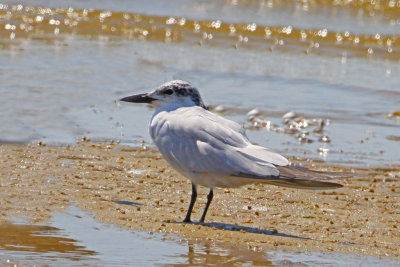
<box><xmin>0</xmin><ymin>141</ymin><xmax>399</xmax><ymax>258</ymax></box>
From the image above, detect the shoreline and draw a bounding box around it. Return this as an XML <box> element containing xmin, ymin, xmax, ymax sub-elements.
<box><xmin>0</xmin><ymin>141</ymin><xmax>399</xmax><ymax>259</ymax></box>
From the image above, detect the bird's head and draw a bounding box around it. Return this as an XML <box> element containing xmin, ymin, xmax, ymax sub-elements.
<box><xmin>120</xmin><ymin>80</ymin><xmax>206</xmax><ymax>110</ymax></box>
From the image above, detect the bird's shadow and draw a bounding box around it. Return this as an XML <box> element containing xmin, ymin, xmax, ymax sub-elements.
<box><xmin>114</xmin><ymin>200</ymin><xmax>142</xmax><ymax>207</ymax></box>
<box><xmin>114</xmin><ymin>200</ymin><xmax>357</xmax><ymax>245</ymax></box>
<box><xmin>114</xmin><ymin>200</ymin><xmax>356</xmax><ymax>245</ymax></box>
<box><xmin>166</xmin><ymin>220</ymin><xmax>309</xmax><ymax>240</ymax></box>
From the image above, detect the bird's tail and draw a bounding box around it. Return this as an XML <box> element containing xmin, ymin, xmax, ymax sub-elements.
<box><xmin>260</xmin><ymin>179</ymin><xmax>343</xmax><ymax>190</ymax></box>
<box><xmin>232</xmin><ymin>165</ymin><xmax>353</xmax><ymax>190</ymax></box>
<box><xmin>264</xmin><ymin>165</ymin><xmax>352</xmax><ymax>190</ymax></box>
<box><xmin>277</xmin><ymin>165</ymin><xmax>353</xmax><ymax>181</ymax></box>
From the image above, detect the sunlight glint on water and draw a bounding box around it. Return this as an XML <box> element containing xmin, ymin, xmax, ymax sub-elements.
<box><xmin>0</xmin><ymin>1</ymin><xmax>399</xmax><ymax>165</ymax></box>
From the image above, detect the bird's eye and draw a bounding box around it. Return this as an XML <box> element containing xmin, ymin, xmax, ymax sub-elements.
<box><xmin>164</xmin><ymin>89</ymin><xmax>173</xmax><ymax>95</ymax></box>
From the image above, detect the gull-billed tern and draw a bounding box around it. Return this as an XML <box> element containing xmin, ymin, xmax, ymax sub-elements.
<box><xmin>120</xmin><ymin>80</ymin><xmax>348</xmax><ymax>223</ymax></box>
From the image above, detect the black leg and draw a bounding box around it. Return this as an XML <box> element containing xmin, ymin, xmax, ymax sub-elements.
<box><xmin>200</xmin><ymin>188</ymin><xmax>213</xmax><ymax>223</ymax></box>
<box><xmin>183</xmin><ymin>183</ymin><xmax>197</xmax><ymax>223</ymax></box>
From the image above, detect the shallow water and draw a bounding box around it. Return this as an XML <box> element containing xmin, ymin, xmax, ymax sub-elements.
<box><xmin>0</xmin><ymin>2</ymin><xmax>399</xmax><ymax>265</ymax></box>
<box><xmin>0</xmin><ymin>0</ymin><xmax>399</xmax><ymax>166</ymax></box>
<box><xmin>1</xmin><ymin>206</ymin><xmax>399</xmax><ymax>266</ymax></box>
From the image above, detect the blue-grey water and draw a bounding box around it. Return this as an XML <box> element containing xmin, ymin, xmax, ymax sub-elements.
<box><xmin>1</xmin><ymin>0</ymin><xmax>399</xmax><ymax>166</ymax></box>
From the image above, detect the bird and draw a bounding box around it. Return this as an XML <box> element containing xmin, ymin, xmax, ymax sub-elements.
<box><xmin>120</xmin><ymin>80</ymin><xmax>349</xmax><ymax>223</ymax></box>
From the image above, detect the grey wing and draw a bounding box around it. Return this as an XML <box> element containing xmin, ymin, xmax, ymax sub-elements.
<box><xmin>155</xmin><ymin>125</ymin><xmax>281</xmax><ymax>178</ymax></box>
<box><xmin>232</xmin><ymin>165</ymin><xmax>350</xmax><ymax>190</ymax></box>
<box><xmin>154</xmin><ymin>108</ymin><xmax>348</xmax><ymax>190</ymax></box>
<box><xmin>154</xmin><ymin>108</ymin><xmax>287</xmax><ymax>178</ymax></box>
<box><xmin>277</xmin><ymin>165</ymin><xmax>352</xmax><ymax>180</ymax></box>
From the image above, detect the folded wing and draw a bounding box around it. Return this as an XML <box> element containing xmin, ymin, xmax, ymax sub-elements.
<box><xmin>153</xmin><ymin>107</ymin><xmax>349</xmax><ymax>189</ymax></box>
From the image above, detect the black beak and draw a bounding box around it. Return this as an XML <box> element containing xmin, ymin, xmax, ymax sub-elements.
<box><xmin>119</xmin><ymin>93</ymin><xmax>155</xmax><ymax>104</ymax></box>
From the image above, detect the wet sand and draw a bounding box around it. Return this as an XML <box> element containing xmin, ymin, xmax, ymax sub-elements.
<box><xmin>0</xmin><ymin>141</ymin><xmax>399</xmax><ymax>259</ymax></box>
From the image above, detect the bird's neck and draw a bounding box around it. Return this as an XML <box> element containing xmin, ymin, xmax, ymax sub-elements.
<box><xmin>149</xmin><ymin>102</ymin><xmax>197</xmax><ymax>139</ymax></box>
<box><xmin>153</xmin><ymin>101</ymin><xmax>196</xmax><ymax>114</ymax></box>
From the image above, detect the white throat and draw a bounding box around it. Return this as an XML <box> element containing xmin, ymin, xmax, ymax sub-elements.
<box><xmin>153</xmin><ymin>98</ymin><xmax>197</xmax><ymax>114</ymax></box>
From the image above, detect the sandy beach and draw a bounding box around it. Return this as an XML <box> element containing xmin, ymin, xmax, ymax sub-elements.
<box><xmin>0</xmin><ymin>1</ymin><xmax>399</xmax><ymax>265</ymax></box>
<box><xmin>1</xmin><ymin>141</ymin><xmax>399</xmax><ymax>259</ymax></box>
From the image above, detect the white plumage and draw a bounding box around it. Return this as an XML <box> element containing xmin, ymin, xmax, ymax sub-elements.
<box><xmin>120</xmin><ymin>80</ymin><xmax>348</xmax><ymax>223</ymax></box>
<box><xmin>150</xmin><ymin>106</ymin><xmax>288</xmax><ymax>188</ymax></box>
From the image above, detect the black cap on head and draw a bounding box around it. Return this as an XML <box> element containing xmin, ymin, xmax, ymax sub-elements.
<box><xmin>156</xmin><ymin>80</ymin><xmax>206</xmax><ymax>108</ymax></box>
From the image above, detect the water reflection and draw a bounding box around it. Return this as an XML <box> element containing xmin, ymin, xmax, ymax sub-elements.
<box><xmin>0</xmin><ymin>207</ymin><xmax>278</xmax><ymax>266</ymax></box>
<box><xmin>0</xmin><ymin>206</ymin><xmax>399</xmax><ymax>266</ymax></box>
<box><xmin>0</xmin><ymin>222</ymin><xmax>95</xmax><ymax>259</ymax></box>
<box><xmin>0</xmin><ymin>4</ymin><xmax>398</xmax><ymax>61</ymax></box>
<box><xmin>168</xmin><ymin>240</ymin><xmax>274</xmax><ymax>266</ymax></box>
